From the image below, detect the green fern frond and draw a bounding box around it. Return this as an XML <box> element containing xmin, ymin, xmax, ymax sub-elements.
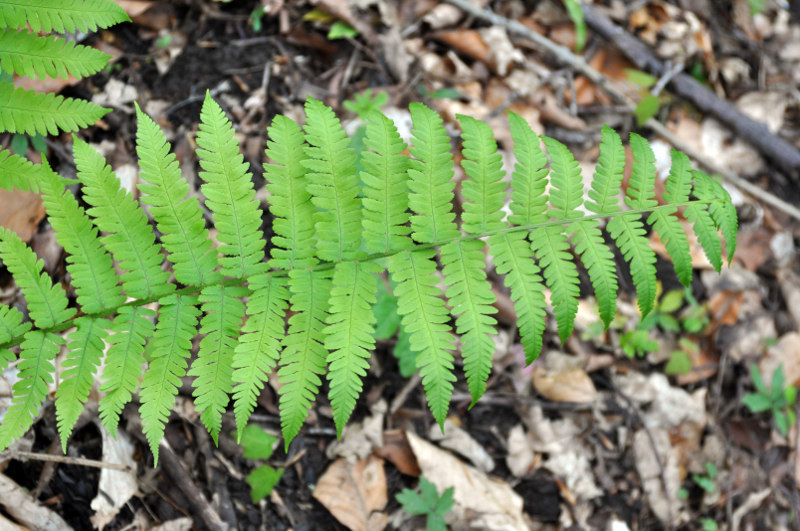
<box><xmin>535</xmin><ymin>138</ymin><xmax>581</xmax><ymax>341</ymax></box>
<box><xmin>326</xmin><ymin>261</ymin><xmax>380</xmax><ymax>436</ymax></box>
<box><xmin>55</xmin><ymin>317</ymin><xmax>106</xmax><ymax>450</ymax></box>
<box><xmin>135</xmin><ymin>104</ymin><xmax>221</xmax><ymax>287</ymax></box>
<box><xmin>0</xmin><ymin>147</ymin><xmax>43</xmax><ymax>192</ymax></box>
<box><xmin>698</xmin><ymin>172</ymin><xmax>738</xmax><ymax>263</ymax></box>
<box><xmin>264</xmin><ymin>114</ymin><xmax>316</xmax><ymax>270</ymax></box>
<box><xmin>0</xmin><ymin>0</ymin><xmax>129</xmax><ymax>33</ymax></box>
<box><xmin>39</xmin><ymin>166</ymin><xmax>125</xmax><ymax>314</ymax></box>
<box><xmin>99</xmin><ymin>306</ymin><xmax>155</xmax><ymax>436</ymax></box>
<box><xmin>303</xmin><ymin>97</ymin><xmax>362</xmax><ymax>263</ymax></box>
<box><xmin>278</xmin><ymin>269</ymin><xmax>331</xmax><ymax>447</ymax></box>
<box><xmin>390</xmin><ymin>250</ymin><xmax>455</xmax><ymax>428</ymax></box>
<box><xmin>190</xmin><ymin>285</ymin><xmax>246</xmax><ymax>444</ymax></box>
<box><xmin>73</xmin><ymin>137</ymin><xmax>173</xmax><ymax>300</ymax></box>
<box><xmin>232</xmin><ymin>274</ymin><xmax>288</xmax><ymax>441</ymax></box>
<box><xmin>574</xmin><ymin>125</ymin><xmax>623</xmax><ymax>327</ymax></box>
<box><xmin>607</xmin><ymin>134</ymin><xmax>658</xmax><ymax>316</ymax></box>
<box><xmin>139</xmin><ymin>294</ymin><xmax>200</xmax><ymax>464</ymax></box>
<box><xmin>0</xmin><ymin>331</ymin><xmax>62</xmax><ymax>451</ymax></box>
<box><xmin>407</xmin><ymin>102</ymin><xmax>459</xmax><ymax>243</ymax></box>
<box><xmin>197</xmin><ymin>93</ymin><xmax>266</xmax><ymax>279</ymax></box>
<box><xmin>0</xmin><ymin>305</ymin><xmax>29</xmax><ymax>369</ymax></box>
<box><xmin>361</xmin><ymin>110</ymin><xmax>411</xmax><ymax>254</ymax></box>
<box><xmin>648</xmin><ymin>149</ymin><xmax>692</xmax><ymax>286</ymax></box>
<box><xmin>0</xmin><ymin>29</ymin><xmax>110</xmax><ymax>80</ymax></box>
<box><xmin>0</xmin><ymin>83</ymin><xmax>109</xmax><ymax>136</ymax></box>
<box><xmin>0</xmin><ymin>227</ymin><xmax>75</xmax><ymax>328</ymax></box>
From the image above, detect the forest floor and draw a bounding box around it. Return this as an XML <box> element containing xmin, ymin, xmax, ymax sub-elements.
<box><xmin>1</xmin><ymin>0</ymin><xmax>800</xmax><ymax>530</ymax></box>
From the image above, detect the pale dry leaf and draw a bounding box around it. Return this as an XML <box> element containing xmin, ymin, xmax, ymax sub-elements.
<box><xmin>505</xmin><ymin>424</ymin><xmax>536</xmax><ymax>477</ymax></box>
<box><xmin>112</xmin><ymin>0</ymin><xmax>153</xmax><ymax>17</ymax></box>
<box><xmin>327</xmin><ymin>400</ymin><xmax>386</xmax><ymax>462</ymax></box>
<box><xmin>0</xmin><ymin>190</ymin><xmax>45</xmax><ymax>242</ymax></box>
<box><xmin>150</xmin><ymin>517</ymin><xmax>193</xmax><ymax>531</ymax></box>
<box><xmin>633</xmin><ymin>428</ymin><xmax>687</xmax><ymax>526</ymax></box>
<box><xmin>759</xmin><ymin>332</ymin><xmax>800</xmax><ymax>388</ymax></box>
<box><xmin>92</xmin><ymin>79</ymin><xmax>138</xmax><ymax>111</ymax></box>
<box><xmin>428</xmin><ymin>419</ymin><xmax>494</xmax><ymax>473</ymax></box>
<box><xmin>406</xmin><ymin>431</ymin><xmax>527</xmax><ymax>531</ymax></box>
<box><xmin>312</xmin><ymin>455</ymin><xmax>388</xmax><ymax>531</ymax></box>
<box><xmin>532</xmin><ymin>351</ymin><xmax>597</xmax><ymax>404</ymax></box>
<box><xmin>90</xmin><ymin>426</ymin><xmax>138</xmax><ymax>530</ymax></box>
<box><xmin>478</xmin><ymin>26</ymin><xmax>524</xmax><ymax>76</ymax></box>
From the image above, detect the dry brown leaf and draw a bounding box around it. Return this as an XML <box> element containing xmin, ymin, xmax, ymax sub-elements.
<box><xmin>0</xmin><ymin>189</ymin><xmax>45</xmax><ymax>242</ymax></box>
<box><xmin>759</xmin><ymin>332</ymin><xmax>800</xmax><ymax>388</ymax></box>
<box><xmin>374</xmin><ymin>430</ymin><xmax>420</xmax><ymax>476</ymax></box>
<box><xmin>313</xmin><ymin>456</ymin><xmax>388</xmax><ymax>531</ymax></box>
<box><xmin>532</xmin><ymin>357</ymin><xmax>597</xmax><ymax>404</ymax></box>
<box><xmin>428</xmin><ymin>419</ymin><xmax>494</xmax><ymax>473</ymax></box>
<box><xmin>435</xmin><ymin>29</ymin><xmax>489</xmax><ymax>65</ymax></box>
<box><xmin>406</xmin><ymin>431</ymin><xmax>527</xmax><ymax>530</ymax></box>
<box><xmin>112</xmin><ymin>0</ymin><xmax>154</xmax><ymax>18</ymax></box>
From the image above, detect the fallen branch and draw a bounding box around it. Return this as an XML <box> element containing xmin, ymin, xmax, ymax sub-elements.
<box><xmin>582</xmin><ymin>3</ymin><xmax>800</xmax><ymax>182</ymax></box>
<box><xmin>443</xmin><ymin>0</ymin><xmax>800</xmax><ymax>221</ymax></box>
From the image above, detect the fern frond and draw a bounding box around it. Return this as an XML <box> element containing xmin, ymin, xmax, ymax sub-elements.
<box><xmin>574</xmin><ymin>126</ymin><xmax>623</xmax><ymax>327</ymax></box>
<box><xmin>361</xmin><ymin>110</ymin><xmax>411</xmax><ymax>254</ymax></box>
<box><xmin>0</xmin><ymin>0</ymin><xmax>129</xmax><ymax>33</ymax></box>
<box><xmin>0</xmin><ymin>331</ymin><xmax>62</xmax><ymax>452</ymax></box>
<box><xmin>407</xmin><ymin>102</ymin><xmax>459</xmax><ymax>243</ymax></box>
<box><xmin>506</xmin><ymin>112</ymin><xmax>549</xmax><ymax>227</ymax></box>
<box><xmin>698</xmin><ymin>172</ymin><xmax>738</xmax><ymax>263</ymax></box>
<box><xmin>264</xmin><ymin>114</ymin><xmax>316</xmax><ymax>270</ymax></box>
<box><xmin>189</xmin><ymin>285</ymin><xmax>246</xmax><ymax>444</ymax></box>
<box><xmin>648</xmin><ymin>149</ymin><xmax>692</xmax><ymax>286</ymax></box>
<box><xmin>196</xmin><ymin>93</ymin><xmax>266</xmax><ymax>278</ymax></box>
<box><xmin>303</xmin><ymin>98</ymin><xmax>362</xmax><ymax>263</ymax></box>
<box><xmin>0</xmin><ymin>227</ymin><xmax>75</xmax><ymax>328</ymax></box>
<box><xmin>0</xmin><ymin>30</ymin><xmax>110</xmax><ymax>80</ymax></box>
<box><xmin>278</xmin><ymin>269</ymin><xmax>331</xmax><ymax>447</ymax></box>
<box><xmin>55</xmin><ymin>317</ymin><xmax>106</xmax><ymax>451</ymax></box>
<box><xmin>140</xmin><ymin>294</ymin><xmax>200</xmax><ymax>464</ymax></box>
<box><xmin>0</xmin><ymin>304</ymin><xmax>30</xmax><ymax>369</ymax></box>
<box><xmin>0</xmin><ymin>147</ymin><xmax>43</xmax><ymax>192</ymax></box>
<box><xmin>232</xmin><ymin>274</ymin><xmax>288</xmax><ymax>441</ymax></box>
<box><xmin>325</xmin><ymin>261</ymin><xmax>380</xmax><ymax>436</ymax></box>
<box><xmin>0</xmin><ymin>82</ymin><xmax>109</xmax><ymax>136</ymax></box>
<box><xmin>39</xmin><ymin>167</ymin><xmax>125</xmax><ymax>314</ymax></box>
<box><xmin>451</xmin><ymin>114</ymin><xmax>503</xmax><ymax>403</ymax></box>
<box><xmin>535</xmin><ymin>138</ymin><xmax>581</xmax><ymax>341</ymax></box>
<box><xmin>135</xmin><ymin>105</ymin><xmax>221</xmax><ymax>287</ymax></box>
<box><xmin>488</xmin><ymin>231</ymin><xmax>546</xmax><ymax>362</ymax></box>
<box><xmin>99</xmin><ymin>306</ymin><xmax>155</xmax><ymax>436</ymax></box>
<box><xmin>389</xmin><ymin>250</ymin><xmax>455</xmax><ymax>428</ymax></box>
<box><xmin>607</xmin><ymin>134</ymin><xmax>658</xmax><ymax>316</ymax></box>
<box><xmin>73</xmin><ymin>137</ymin><xmax>173</xmax><ymax>300</ymax></box>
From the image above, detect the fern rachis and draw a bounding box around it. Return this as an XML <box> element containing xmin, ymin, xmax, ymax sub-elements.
<box><xmin>0</xmin><ymin>94</ymin><xmax>736</xmax><ymax>457</ymax></box>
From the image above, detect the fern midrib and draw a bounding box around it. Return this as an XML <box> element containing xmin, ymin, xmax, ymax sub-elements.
<box><xmin>62</xmin><ymin>215</ymin><xmax>110</xmax><ymax>311</ymax></box>
<box><xmin>0</xmin><ymin>200</ymin><xmax>712</xmax><ymax>350</ymax></box>
<box><xmin>0</xmin><ymin>1</ymin><xmax>110</xmax><ymax>15</ymax></box>
<box><xmin>209</xmin><ymin>127</ymin><xmax>248</xmax><ymax>276</ymax></box>
<box><xmin>320</xmin><ymin>124</ymin><xmax>347</xmax><ymax>263</ymax></box>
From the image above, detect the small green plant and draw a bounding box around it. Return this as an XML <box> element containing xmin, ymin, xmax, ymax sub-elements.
<box><xmin>396</xmin><ymin>476</ymin><xmax>455</xmax><ymax>531</ymax></box>
<box><xmin>343</xmin><ymin>89</ymin><xmax>388</xmax><ymax>120</ymax></box>
<box><xmin>620</xmin><ymin>328</ymin><xmax>659</xmax><ymax>358</ymax></box>
<box><xmin>664</xmin><ymin>337</ymin><xmax>697</xmax><ymax>376</ymax></box>
<box><xmin>746</xmin><ymin>0</ymin><xmax>765</xmax><ymax>16</ymax></box>
<box><xmin>327</xmin><ymin>20</ymin><xmax>358</xmax><ymax>40</ymax></box>
<box><xmin>250</xmin><ymin>6</ymin><xmax>266</xmax><ymax>32</ymax></box>
<box><xmin>742</xmin><ymin>364</ymin><xmax>797</xmax><ymax>436</ymax></box>
<box><xmin>639</xmin><ymin>288</ymin><xmax>709</xmax><ymax>334</ymax></box>
<box><xmin>677</xmin><ymin>462</ymin><xmax>719</xmax><ymax>530</ymax></box>
<box><xmin>625</xmin><ymin>69</ymin><xmax>661</xmax><ymax>127</ymax></box>
<box><xmin>563</xmin><ymin>0</ymin><xmax>586</xmax><ymax>52</ymax></box>
<box><xmin>239</xmin><ymin>424</ymin><xmax>284</xmax><ymax>503</ymax></box>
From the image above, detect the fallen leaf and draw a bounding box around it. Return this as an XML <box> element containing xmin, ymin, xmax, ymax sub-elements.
<box><xmin>0</xmin><ymin>189</ymin><xmax>45</xmax><ymax>242</ymax></box>
<box><xmin>313</xmin><ymin>455</ymin><xmax>388</xmax><ymax>531</ymax></box>
<box><xmin>406</xmin><ymin>431</ymin><xmax>528</xmax><ymax>530</ymax></box>
<box><xmin>113</xmin><ymin>0</ymin><xmax>154</xmax><ymax>18</ymax></box>
<box><xmin>90</xmin><ymin>426</ymin><xmax>138</xmax><ymax>529</ymax></box>
<box><xmin>327</xmin><ymin>400</ymin><xmax>386</xmax><ymax>462</ymax></box>
<box><xmin>532</xmin><ymin>351</ymin><xmax>597</xmax><ymax>403</ymax></box>
<box><xmin>374</xmin><ymin>430</ymin><xmax>421</xmax><ymax>476</ymax></box>
<box><xmin>759</xmin><ymin>332</ymin><xmax>800</xmax><ymax>388</ymax></box>
<box><xmin>633</xmin><ymin>428</ymin><xmax>687</xmax><ymax>526</ymax></box>
<box><xmin>428</xmin><ymin>419</ymin><xmax>494</xmax><ymax>473</ymax></box>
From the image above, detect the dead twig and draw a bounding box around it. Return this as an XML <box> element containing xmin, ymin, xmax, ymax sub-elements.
<box><xmin>0</xmin><ymin>449</ymin><xmax>130</xmax><ymax>471</ymax></box>
<box><xmin>443</xmin><ymin>0</ymin><xmax>800</xmax><ymax>222</ymax></box>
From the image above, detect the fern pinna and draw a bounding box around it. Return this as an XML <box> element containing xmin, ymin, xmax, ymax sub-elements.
<box><xmin>0</xmin><ymin>93</ymin><xmax>737</xmax><ymax>461</ymax></box>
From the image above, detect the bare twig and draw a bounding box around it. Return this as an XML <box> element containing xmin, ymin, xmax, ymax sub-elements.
<box><xmin>443</xmin><ymin>0</ymin><xmax>800</xmax><ymax>222</ymax></box>
<box><xmin>0</xmin><ymin>449</ymin><xmax>130</xmax><ymax>471</ymax></box>
<box><xmin>0</xmin><ymin>473</ymin><xmax>72</xmax><ymax>530</ymax></box>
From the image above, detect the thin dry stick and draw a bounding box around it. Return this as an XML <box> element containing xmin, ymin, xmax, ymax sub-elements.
<box><xmin>0</xmin><ymin>449</ymin><xmax>131</xmax><ymax>471</ymax></box>
<box><xmin>443</xmin><ymin>0</ymin><xmax>800</xmax><ymax>222</ymax></box>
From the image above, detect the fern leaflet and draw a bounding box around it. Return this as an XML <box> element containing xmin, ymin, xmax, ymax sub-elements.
<box><xmin>0</xmin><ymin>29</ymin><xmax>110</xmax><ymax>80</ymax></box>
<box><xmin>0</xmin><ymin>305</ymin><xmax>28</xmax><ymax>369</ymax></box>
<box><xmin>0</xmin><ymin>0</ymin><xmax>129</xmax><ymax>33</ymax></box>
<box><xmin>0</xmin><ymin>83</ymin><xmax>109</xmax><ymax>136</ymax></box>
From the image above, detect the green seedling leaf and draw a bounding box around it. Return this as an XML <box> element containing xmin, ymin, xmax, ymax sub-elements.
<box><xmin>665</xmin><ymin>350</ymin><xmax>691</xmax><ymax>376</ymax></box>
<box><xmin>328</xmin><ymin>21</ymin><xmax>359</xmax><ymax>39</ymax></box>
<box><xmin>634</xmin><ymin>94</ymin><xmax>660</xmax><ymax>126</ymax></box>
<box><xmin>659</xmin><ymin>290</ymin><xmax>683</xmax><ymax>313</ymax></box>
<box><xmin>246</xmin><ymin>465</ymin><xmax>284</xmax><ymax>502</ymax></box>
<box><xmin>625</xmin><ymin>69</ymin><xmax>657</xmax><ymax>88</ymax></box>
<box><xmin>742</xmin><ymin>393</ymin><xmax>772</xmax><ymax>413</ymax></box>
<box><xmin>563</xmin><ymin>0</ymin><xmax>586</xmax><ymax>52</ymax></box>
<box><xmin>240</xmin><ymin>424</ymin><xmax>279</xmax><ymax>460</ymax></box>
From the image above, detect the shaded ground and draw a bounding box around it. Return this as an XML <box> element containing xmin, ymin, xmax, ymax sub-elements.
<box><xmin>2</xmin><ymin>0</ymin><xmax>800</xmax><ymax>530</ymax></box>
